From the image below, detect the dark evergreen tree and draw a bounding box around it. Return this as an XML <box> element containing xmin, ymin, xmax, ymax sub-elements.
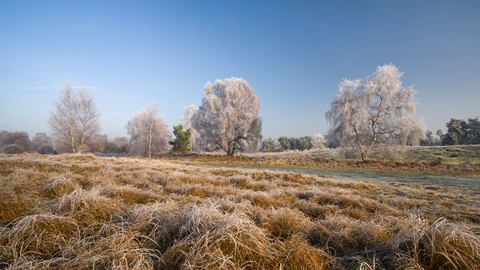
<box><xmin>288</xmin><ymin>137</ymin><xmax>297</xmax><ymax>150</ymax></box>
<box><xmin>436</xmin><ymin>129</ymin><xmax>444</xmax><ymax>141</ymax></box>
<box><xmin>467</xmin><ymin>117</ymin><xmax>480</xmax><ymax>144</ymax></box>
<box><xmin>443</xmin><ymin>119</ymin><xmax>467</xmax><ymax>145</ymax></box>
<box><xmin>278</xmin><ymin>136</ymin><xmax>291</xmax><ymax>151</ymax></box>
<box><xmin>169</xmin><ymin>125</ymin><xmax>191</xmax><ymax>153</ymax></box>
<box><xmin>296</xmin><ymin>137</ymin><xmax>311</xmax><ymax>151</ymax></box>
<box><xmin>260</xmin><ymin>138</ymin><xmax>275</xmax><ymax>152</ymax></box>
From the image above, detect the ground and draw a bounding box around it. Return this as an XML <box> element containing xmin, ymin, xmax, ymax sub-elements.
<box><xmin>1</xmin><ymin>150</ymin><xmax>479</xmax><ymax>269</ymax></box>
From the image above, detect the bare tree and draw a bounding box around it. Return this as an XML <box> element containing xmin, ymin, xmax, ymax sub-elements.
<box><xmin>114</xmin><ymin>137</ymin><xmax>130</xmax><ymax>154</ymax></box>
<box><xmin>48</xmin><ymin>82</ymin><xmax>101</xmax><ymax>154</ymax></box>
<box><xmin>193</xmin><ymin>78</ymin><xmax>262</xmax><ymax>156</ymax></box>
<box><xmin>181</xmin><ymin>105</ymin><xmax>199</xmax><ymax>152</ymax></box>
<box><xmin>76</xmin><ymin>88</ymin><xmax>101</xmax><ymax>154</ymax></box>
<box><xmin>326</xmin><ymin>64</ymin><xmax>425</xmax><ymax>160</ymax></box>
<box><xmin>48</xmin><ymin>83</ymin><xmax>77</xmax><ymax>153</ymax></box>
<box><xmin>126</xmin><ymin>102</ymin><xmax>170</xmax><ymax>158</ymax></box>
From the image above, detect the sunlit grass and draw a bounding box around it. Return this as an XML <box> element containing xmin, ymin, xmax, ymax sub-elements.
<box><xmin>1</xmin><ymin>153</ymin><xmax>479</xmax><ymax>269</ymax></box>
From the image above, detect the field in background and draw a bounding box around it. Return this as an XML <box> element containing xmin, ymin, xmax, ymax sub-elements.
<box><xmin>229</xmin><ymin>145</ymin><xmax>480</xmax><ymax>164</ymax></box>
<box><xmin>1</xmin><ymin>153</ymin><xmax>480</xmax><ymax>269</ymax></box>
<box><xmin>162</xmin><ymin>145</ymin><xmax>480</xmax><ymax>175</ymax></box>
<box><xmin>159</xmin><ymin>146</ymin><xmax>480</xmax><ymax>190</ymax></box>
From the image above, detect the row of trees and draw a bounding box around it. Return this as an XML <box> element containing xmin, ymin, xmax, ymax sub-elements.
<box><xmin>0</xmin><ymin>129</ymin><xmax>131</xmax><ymax>155</ymax></box>
<box><xmin>5</xmin><ymin>65</ymin><xmax>474</xmax><ymax>159</ymax></box>
<box><xmin>420</xmin><ymin>117</ymin><xmax>480</xmax><ymax>147</ymax></box>
<box><xmin>44</xmin><ymin>78</ymin><xmax>262</xmax><ymax>158</ymax></box>
<box><xmin>442</xmin><ymin>117</ymin><xmax>480</xmax><ymax>145</ymax></box>
<box><xmin>260</xmin><ymin>134</ymin><xmax>327</xmax><ymax>153</ymax></box>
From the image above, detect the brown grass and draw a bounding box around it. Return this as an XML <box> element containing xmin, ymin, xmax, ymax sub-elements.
<box><xmin>159</xmin><ymin>150</ymin><xmax>480</xmax><ymax>175</ymax></box>
<box><xmin>0</xmin><ymin>152</ymin><xmax>479</xmax><ymax>269</ymax></box>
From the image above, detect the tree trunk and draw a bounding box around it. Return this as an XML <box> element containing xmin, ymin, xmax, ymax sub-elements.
<box><xmin>69</xmin><ymin>100</ymin><xmax>76</xmax><ymax>154</ymax></box>
<box><xmin>361</xmin><ymin>152</ymin><xmax>367</xmax><ymax>161</ymax></box>
<box><xmin>148</xmin><ymin>131</ymin><xmax>153</xmax><ymax>159</ymax></box>
<box><xmin>227</xmin><ymin>141</ymin><xmax>235</xmax><ymax>156</ymax></box>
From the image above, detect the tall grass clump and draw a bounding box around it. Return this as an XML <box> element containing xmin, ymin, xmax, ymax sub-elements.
<box><xmin>55</xmin><ymin>187</ymin><xmax>121</xmax><ymax>227</ymax></box>
<box><xmin>0</xmin><ymin>214</ymin><xmax>80</xmax><ymax>260</ymax></box>
<box><xmin>394</xmin><ymin>215</ymin><xmax>480</xmax><ymax>269</ymax></box>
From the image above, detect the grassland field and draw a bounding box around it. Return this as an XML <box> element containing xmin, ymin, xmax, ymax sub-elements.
<box><xmin>1</xmin><ymin>147</ymin><xmax>480</xmax><ymax>269</ymax></box>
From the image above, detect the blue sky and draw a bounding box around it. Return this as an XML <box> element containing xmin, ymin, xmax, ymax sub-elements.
<box><xmin>1</xmin><ymin>0</ymin><xmax>479</xmax><ymax>139</ymax></box>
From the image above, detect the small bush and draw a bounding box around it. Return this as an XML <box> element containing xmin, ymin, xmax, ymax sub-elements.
<box><xmin>2</xmin><ymin>144</ymin><xmax>25</xmax><ymax>154</ymax></box>
<box><xmin>37</xmin><ymin>144</ymin><xmax>54</xmax><ymax>154</ymax></box>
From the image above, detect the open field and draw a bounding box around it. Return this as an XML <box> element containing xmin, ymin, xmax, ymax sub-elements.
<box><xmin>161</xmin><ymin>146</ymin><xmax>480</xmax><ymax>176</ymax></box>
<box><xmin>1</xmin><ymin>153</ymin><xmax>480</xmax><ymax>269</ymax></box>
<box><xmin>198</xmin><ymin>145</ymin><xmax>480</xmax><ymax>164</ymax></box>
<box><xmin>200</xmin><ymin>164</ymin><xmax>480</xmax><ymax>190</ymax></box>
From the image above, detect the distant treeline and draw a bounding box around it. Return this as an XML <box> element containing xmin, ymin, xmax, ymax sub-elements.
<box><xmin>260</xmin><ymin>134</ymin><xmax>328</xmax><ymax>153</ymax></box>
<box><xmin>421</xmin><ymin>117</ymin><xmax>480</xmax><ymax>146</ymax></box>
<box><xmin>2</xmin><ymin>118</ymin><xmax>479</xmax><ymax>155</ymax></box>
<box><xmin>0</xmin><ymin>130</ymin><xmax>130</xmax><ymax>155</ymax></box>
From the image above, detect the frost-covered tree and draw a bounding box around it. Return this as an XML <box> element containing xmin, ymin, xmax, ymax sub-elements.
<box><xmin>311</xmin><ymin>134</ymin><xmax>327</xmax><ymax>149</ymax></box>
<box><xmin>31</xmin><ymin>132</ymin><xmax>54</xmax><ymax>154</ymax></box>
<box><xmin>326</xmin><ymin>64</ymin><xmax>425</xmax><ymax>160</ymax></box>
<box><xmin>429</xmin><ymin>134</ymin><xmax>442</xmax><ymax>146</ymax></box>
<box><xmin>193</xmin><ymin>78</ymin><xmax>262</xmax><ymax>156</ymax></box>
<box><xmin>126</xmin><ymin>102</ymin><xmax>170</xmax><ymax>158</ymax></box>
<box><xmin>48</xmin><ymin>82</ymin><xmax>101</xmax><ymax>154</ymax></box>
<box><xmin>0</xmin><ymin>131</ymin><xmax>30</xmax><ymax>152</ymax></box>
<box><xmin>181</xmin><ymin>105</ymin><xmax>200</xmax><ymax>152</ymax></box>
<box><xmin>114</xmin><ymin>137</ymin><xmax>130</xmax><ymax>154</ymax></box>
<box><xmin>422</xmin><ymin>131</ymin><xmax>442</xmax><ymax>146</ymax></box>
<box><xmin>273</xmin><ymin>138</ymin><xmax>282</xmax><ymax>152</ymax></box>
<box><xmin>260</xmin><ymin>138</ymin><xmax>274</xmax><ymax>152</ymax></box>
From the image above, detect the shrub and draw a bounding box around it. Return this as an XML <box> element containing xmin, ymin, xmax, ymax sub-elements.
<box><xmin>2</xmin><ymin>144</ymin><xmax>25</xmax><ymax>154</ymax></box>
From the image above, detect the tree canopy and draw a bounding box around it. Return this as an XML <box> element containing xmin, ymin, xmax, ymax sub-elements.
<box><xmin>326</xmin><ymin>64</ymin><xmax>425</xmax><ymax>160</ymax></box>
<box><xmin>193</xmin><ymin>78</ymin><xmax>262</xmax><ymax>156</ymax></box>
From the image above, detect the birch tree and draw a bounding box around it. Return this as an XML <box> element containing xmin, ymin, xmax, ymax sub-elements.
<box><xmin>126</xmin><ymin>102</ymin><xmax>170</xmax><ymax>158</ymax></box>
<box><xmin>76</xmin><ymin>89</ymin><xmax>101</xmax><ymax>154</ymax></box>
<box><xmin>48</xmin><ymin>82</ymin><xmax>101</xmax><ymax>154</ymax></box>
<box><xmin>326</xmin><ymin>64</ymin><xmax>424</xmax><ymax>160</ymax></box>
<box><xmin>181</xmin><ymin>105</ymin><xmax>200</xmax><ymax>152</ymax></box>
<box><xmin>193</xmin><ymin>78</ymin><xmax>262</xmax><ymax>156</ymax></box>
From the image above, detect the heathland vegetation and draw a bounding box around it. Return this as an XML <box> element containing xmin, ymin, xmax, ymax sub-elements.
<box><xmin>1</xmin><ymin>153</ymin><xmax>480</xmax><ymax>269</ymax></box>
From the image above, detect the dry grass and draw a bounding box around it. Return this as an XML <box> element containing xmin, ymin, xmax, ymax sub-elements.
<box><xmin>161</xmin><ymin>148</ymin><xmax>480</xmax><ymax>175</ymax></box>
<box><xmin>1</xmin><ymin>153</ymin><xmax>479</xmax><ymax>269</ymax></box>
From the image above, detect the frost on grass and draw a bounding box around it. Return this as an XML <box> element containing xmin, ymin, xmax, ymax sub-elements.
<box><xmin>0</xmin><ymin>153</ymin><xmax>479</xmax><ymax>269</ymax></box>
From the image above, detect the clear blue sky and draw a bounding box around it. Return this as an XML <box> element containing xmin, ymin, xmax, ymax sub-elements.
<box><xmin>1</xmin><ymin>0</ymin><xmax>479</xmax><ymax>139</ymax></box>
